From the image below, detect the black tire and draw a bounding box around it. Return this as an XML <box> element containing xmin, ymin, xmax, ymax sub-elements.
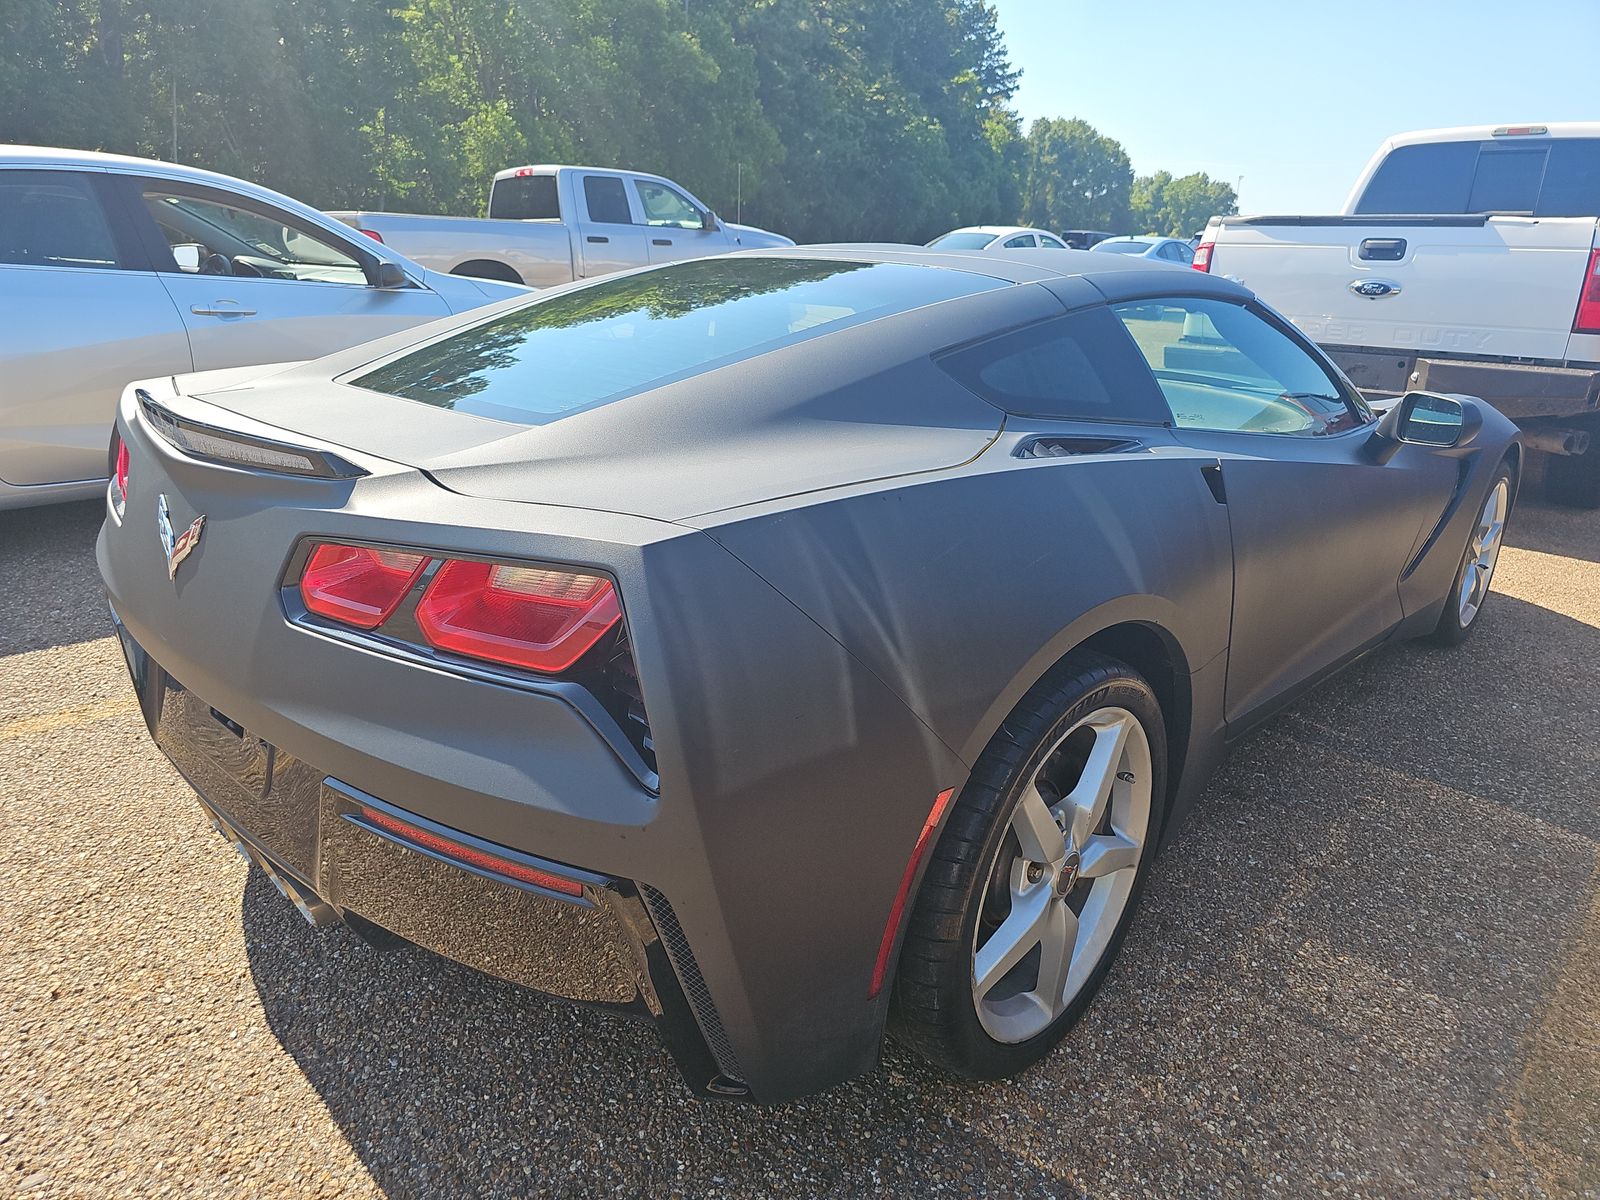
<box><xmin>1544</xmin><ymin>446</ymin><xmax>1600</xmax><ymax>509</ymax></box>
<box><xmin>1427</xmin><ymin>461</ymin><xmax>1515</xmax><ymax>646</ymax></box>
<box><xmin>890</xmin><ymin>651</ymin><xmax>1167</xmax><ymax>1080</ymax></box>
<box><xmin>451</xmin><ymin>259</ymin><xmax>524</xmax><ymax>285</ymax></box>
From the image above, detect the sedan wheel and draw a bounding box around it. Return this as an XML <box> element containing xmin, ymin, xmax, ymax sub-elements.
<box><xmin>1429</xmin><ymin>463</ymin><xmax>1514</xmax><ymax>646</ymax></box>
<box><xmin>890</xmin><ymin>651</ymin><xmax>1166</xmax><ymax>1080</ymax></box>
<box><xmin>972</xmin><ymin>708</ymin><xmax>1152</xmax><ymax>1043</ymax></box>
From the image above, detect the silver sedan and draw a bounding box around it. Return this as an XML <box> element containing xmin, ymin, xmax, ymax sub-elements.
<box><xmin>0</xmin><ymin>146</ymin><xmax>523</xmax><ymax>510</ymax></box>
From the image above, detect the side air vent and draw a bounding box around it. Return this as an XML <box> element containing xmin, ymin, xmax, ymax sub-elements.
<box><xmin>605</xmin><ymin>635</ymin><xmax>656</xmax><ymax>775</ymax></box>
<box><xmin>639</xmin><ymin>884</ymin><xmax>744</xmax><ymax>1086</ymax></box>
<box><xmin>1015</xmin><ymin>435</ymin><xmax>1142</xmax><ymax>459</ymax></box>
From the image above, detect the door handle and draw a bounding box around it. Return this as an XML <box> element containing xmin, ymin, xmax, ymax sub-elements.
<box><xmin>652</xmin><ymin>238</ymin><xmax>673</xmax><ymax>247</ymax></box>
<box><xmin>586</xmin><ymin>236</ymin><xmax>609</xmax><ymax>244</ymax></box>
<box><xmin>190</xmin><ymin>303</ymin><xmax>256</xmax><ymax>317</ymax></box>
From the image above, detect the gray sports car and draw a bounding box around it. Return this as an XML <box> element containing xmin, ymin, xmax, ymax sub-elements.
<box><xmin>98</xmin><ymin>247</ymin><xmax>1519</xmax><ymax>1104</ymax></box>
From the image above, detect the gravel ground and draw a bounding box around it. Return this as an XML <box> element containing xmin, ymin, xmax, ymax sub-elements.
<box><xmin>2</xmin><ymin>498</ymin><xmax>1596</xmax><ymax>1199</ymax></box>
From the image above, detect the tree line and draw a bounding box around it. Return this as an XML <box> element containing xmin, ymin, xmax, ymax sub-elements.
<box><xmin>3</xmin><ymin>0</ymin><xmax>1237</xmax><ymax>243</ymax></box>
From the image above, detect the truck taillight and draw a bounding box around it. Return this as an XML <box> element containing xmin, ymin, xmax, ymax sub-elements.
<box><xmin>1574</xmin><ymin>249</ymin><xmax>1600</xmax><ymax>334</ymax></box>
<box><xmin>1192</xmin><ymin>241</ymin><xmax>1214</xmax><ymax>273</ymax></box>
<box><xmin>416</xmin><ymin>561</ymin><xmax>621</xmax><ymax>674</ymax></box>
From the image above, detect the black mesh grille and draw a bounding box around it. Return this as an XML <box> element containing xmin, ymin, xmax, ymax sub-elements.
<box><xmin>639</xmin><ymin>883</ymin><xmax>743</xmax><ymax>1083</ymax></box>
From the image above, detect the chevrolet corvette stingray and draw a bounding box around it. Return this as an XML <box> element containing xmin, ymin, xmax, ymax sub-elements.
<box><xmin>98</xmin><ymin>247</ymin><xmax>1518</xmax><ymax>1103</ymax></box>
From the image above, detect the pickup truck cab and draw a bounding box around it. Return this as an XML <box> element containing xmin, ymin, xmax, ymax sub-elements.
<box><xmin>1200</xmin><ymin>124</ymin><xmax>1600</xmax><ymax>504</ymax></box>
<box><xmin>331</xmin><ymin>165</ymin><xmax>793</xmax><ymax>289</ymax></box>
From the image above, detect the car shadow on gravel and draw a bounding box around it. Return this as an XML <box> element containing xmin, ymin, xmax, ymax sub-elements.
<box><xmin>239</xmin><ymin>590</ymin><xmax>1600</xmax><ymax>1198</ymax></box>
<box><xmin>0</xmin><ymin>500</ymin><xmax>110</xmax><ymax>656</ymax></box>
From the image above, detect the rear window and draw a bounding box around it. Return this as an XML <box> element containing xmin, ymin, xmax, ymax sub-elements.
<box><xmin>928</xmin><ymin>232</ymin><xmax>997</xmax><ymax>249</ymax></box>
<box><xmin>488</xmin><ymin>174</ymin><xmax>559</xmax><ymax>220</ymax></box>
<box><xmin>938</xmin><ymin>307</ymin><xmax>1170</xmax><ymax>424</ymax></box>
<box><xmin>349</xmin><ymin>257</ymin><xmax>1006</xmax><ymax>423</ymax></box>
<box><xmin>1355</xmin><ymin>137</ymin><xmax>1600</xmax><ymax>217</ymax></box>
<box><xmin>1092</xmin><ymin>241</ymin><xmax>1151</xmax><ymax>254</ymax></box>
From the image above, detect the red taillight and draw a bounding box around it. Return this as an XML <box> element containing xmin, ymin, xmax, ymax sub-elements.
<box><xmin>415</xmin><ymin>560</ymin><xmax>620</xmax><ymax>673</ymax></box>
<box><xmin>357</xmin><ymin>804</ymin><xmax>584</xmax><ymax>897</ymax></box>
<box><xmin>868</xmin><ymin>787</ymin><xmax>957</xmax><ymax>998</ymax></box>
<box><xmin>110</xmin><ymin>436</ymin><xmax>131</xmax><ymax>515</ymax></box>
<box><xmin>358</xmin><ymin>228</ymin><xmax>383</xmax><ymax>243</ymax></box>
<box><xmin>299</xmin><ymin>543</ymin><xmax>430</xmax><ymax>630</ymax></box>
<box><xmin>1192</xmin><ymin>241</ymin><xmax>1214</xmax><ymax>272</ymax></box>
<box><xmin>1574</xmin><ymin>248</ymin><xmax>1600</xmax><ymax>334</ymax></box>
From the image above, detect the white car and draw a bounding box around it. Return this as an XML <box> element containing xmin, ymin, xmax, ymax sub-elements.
<box><xmin>1200</xmin><ymin>122</ymin><xmax>1600</xmax><ymax>505</ymax></box>
<box><xmin>332</xmin><ymin>164</ymin><xmax>794</xmax><ymax>288</ymax></box>
<box><xmin>1090</xmin><ymin>235</ymin><xmax>1197</xmax><ymax>266</ymax></box>
<box><xmin>926</xmin><ymin>225</ymin><xmax>1072</xmax><ymax>251</ymax></box>
<box><xmin>0</xmin><ymin>146</ymin><xmax>524</xmax><ymax>511</ymax></box>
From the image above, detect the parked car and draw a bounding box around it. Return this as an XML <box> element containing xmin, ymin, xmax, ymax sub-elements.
<box><xmin>1090</xmin><ymin>235</ymin><xmax>1196</xmax><ymax>265</ymax></box>
<box><xmin>1060</xmin><ymin>229</ymin><xmax>1117</xmax><ymax>249</ymax></box>
<box><xmin>100</xmin><ymin>246</ymin><xmax>1518</xmax><ymax>1104</ymax></box>
<box><xmin>926</xmin><ymin>225</ymin><xmax>1070</xmax><ymax>251</ymax></box>
<box><xmin>0</xmin><ymin>146</ymin><xmax>523</xmax><ymax>512</ymax></box>
<box><xmin>330</xmin><ymin>165</ymin><xmax>793</xmax><ymax>288</ymax></box>
<box><xmin>1199</xmin><ymin>122</ymin><xmax>1600</xmax><ymax>505</ymax></box>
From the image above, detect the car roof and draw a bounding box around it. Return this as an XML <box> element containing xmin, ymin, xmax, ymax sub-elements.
<box><xmin>940</xmin><ymin>225</ymin><xmax>1056</xmax><ymax>239</ymax></box>
<box><xmin>735</xmin><ymin>243</ymin><xmax>1246</xmax><ymax>294</ymax></box>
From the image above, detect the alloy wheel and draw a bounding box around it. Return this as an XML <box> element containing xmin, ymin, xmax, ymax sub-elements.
<box><xmin>1458</xmin><ymin>479</ymin><xmax>1509</xmax><ymax>627</ymax></box>
<box><xmin>971</xmin><ymin>706</ymin><xmax>1152</xmax><ymax>1043</ymax></box>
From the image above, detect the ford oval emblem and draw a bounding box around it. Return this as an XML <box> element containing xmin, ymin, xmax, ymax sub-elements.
<box><xmin>1349</xmin><ymin>278</ymin><xmax>1402</xmax><ymax>299</ymax></box>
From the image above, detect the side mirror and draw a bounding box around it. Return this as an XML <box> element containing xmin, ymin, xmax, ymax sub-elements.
<box><xmin>369</xmin><ymin>260</ymin><xmax>408</xmax><ymax>289</ymax></box>
<box><xmin>1369</xmin><ymin>391</ymin><xmax>1482</xmax><ymax>462</ymax></box>
<box><xmin>171</xmin><ymin>243</ymin><xmax>205</xmax><ymax>272</ymax></box>
<box><xmin>701</xmin><ymin>209</ymin><xmax>720</xmax><ymax>232</ymax></box>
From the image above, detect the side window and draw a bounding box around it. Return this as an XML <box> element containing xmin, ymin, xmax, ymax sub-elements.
<box><xmin>1173</xmin><ymin>242</ymin><xmax>1195</xmax><ymax>264</ymax></box>
<box><xmin>0</xmin><ymin>170</ymin><xmax>121</xmax><ymax>269</ymax></box>
<box><xmin>1038</xmin><ymin>235</ymin><xmax>1067</xmax><ymax>249</ymax></box>
<box><xmin>635</xmin><ymin>180</ymin><xmax>702</xmax><ymax>229</ymax></box>
<box><xmin>1002</xmin><ymin>234</ymin><xmax>1036</xmax><ymax>248</ymax></box>
<box><xmin>583</xmin><ymin>175</ymin><xmax>633</xmax><ymax>225</ymax></box>
<box><xmin>141</xmin><ymin>185</ymin><xmax>367</xmax><ymax>285</ymax></box>
<box><xmin>1157</xmin><ymin>243</ymin><xmax>1183</xmax><ymax>262</ymax></box>
<box><xmin>938</xmin><ymin>306</ymin><xmax>1171</xmax><ymax>424</ymax></box>
<box><xmin>1111</xmin><ymin>297</ymin><xmax>1364</xmax><ymax>436</ymax></box>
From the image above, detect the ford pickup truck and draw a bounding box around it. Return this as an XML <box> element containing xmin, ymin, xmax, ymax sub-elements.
<box><xmin>330</xmin><ymin>164</ymin><xmax>792</xmax><ymax>289</ymax></box>
<box><xmin>1199</xmin><ymin>123</ymin><xmax>1600</xmax><ymax>505</ymax></box>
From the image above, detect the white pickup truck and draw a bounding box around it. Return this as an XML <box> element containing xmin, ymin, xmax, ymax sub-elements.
<box><xmin>330</xmin><ymin>164</ymin><xmax>792</xmax><ymax>290</ymax></box>
<box><xmin>1199</xmin><ymin>123</ymin><xmax>1600</xmax><ymax>505</ymax></box>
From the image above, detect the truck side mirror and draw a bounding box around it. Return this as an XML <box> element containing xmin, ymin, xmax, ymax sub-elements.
<box><xmin>701</xmin><ymin>209</ymin><xmax>720</xmax><ymax>232</ymax></box>
<box><xmin>369</xmin><ymin>260</ymin><xmax>408</xmax><ymax>289</ymax></box>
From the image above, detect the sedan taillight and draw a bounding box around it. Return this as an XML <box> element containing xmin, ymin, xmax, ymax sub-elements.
<box><xmin>416</xmin><ymin>560</ymin><xmax>621</xmax><ymax>674</ymax></box>
<box><xmin>300</xmin><ymin>544</ymin><xmax>431</xmax><ymax>630</ymax></box>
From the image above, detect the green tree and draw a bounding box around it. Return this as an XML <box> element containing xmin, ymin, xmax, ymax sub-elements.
<box><xmin>1018</xmin><ymin>117</ymin><xmax>1132</xmax><ymax>233</ymax></box>
<box><xmin>1130</xmin><ymin>170</ymin><xmax>1238</xmax><ymax>237</ymax></box>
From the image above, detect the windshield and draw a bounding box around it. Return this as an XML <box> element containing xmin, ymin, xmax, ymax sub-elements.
<box><xmin>927</xmin><ymin>231</ymin><xmax>998</xmax><ymax>249</ymax></box>
<box><xmin>348</xmin><ymin>257</ymin><xmax>1005</xmax><ymax>424</ymax></box>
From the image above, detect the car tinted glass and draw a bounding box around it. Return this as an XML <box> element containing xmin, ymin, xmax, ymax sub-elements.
<box><xmin>1002</xmin><ymin>234</ymin><xmax>1035</xmax><ymax>248</ymax></box>
<box><xmin>350</xmin><ymin>258</ymin><xmax>1006</xmax><ymax>424</ymax></box>
<box><xmin>0</xmin><ymin>170</ymin><xmax>120</xmax><ymax>269</ymax></box>
<box><xmin>142</xmin><ymin>187</ymin><xmax>366</xmax><ymax>284</ymax></box>
<box><xmin>488</xmin><ymin>174</ymin><xmax>559</xmax><ymax>220</ymax></box>
<box><xmin>1536</xmin><ymin>139</ymin><xmax>1600</xmax><ymax>216</ymax></box>
<box><xmin>1112</xmin><ymin>298</ymin><xmax>1362</xmax><ymax>436</ymax></box>
<box><xmin>1468</xmin><ymin>149</ymin><xmax>1543</xmax><ymax>213</ymax></box>
<box><xmin>1093</xmin><ymin>241</ymin><xmax>1150</xmax><ymax>254</ymax></box>
<box><xmin>927</xmin><ymin>232</ymin><xmax>996</xmax><ymax>249</ymax></box>
<box><xmin>939</xmin><ymin>307</ymin><xmax>1170</xmax><ymax>423</ymax></box>
<box><xmin>1354</xmin><ymin>141</ymin><xmax>1479</xmax><ymax>213</ymax></box>
<box><xmin>583</xmin><ymin>175</ymin><xmax>632</xmax><ymax>224</ymax></box>
<box><xmin>1038</xmin><ymin>235</ymin><xmax>1066</xmax><ymax>249</ymax></box>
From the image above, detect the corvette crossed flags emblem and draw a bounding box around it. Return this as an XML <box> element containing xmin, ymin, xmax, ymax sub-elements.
<box><xmin>156</xmin><ymin>493</ymin><xmax>206</xmax><ymax>581</ymax></box>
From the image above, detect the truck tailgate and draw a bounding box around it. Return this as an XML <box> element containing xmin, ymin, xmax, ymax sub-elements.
<box><xmin>1210</xmin><ymin>215</ymin><xmax>1599</xmax><ymax>361</ymax></box>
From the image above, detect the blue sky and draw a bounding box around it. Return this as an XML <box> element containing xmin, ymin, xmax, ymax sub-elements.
<box><xmin>992</xmin><ymin>0</ymin><xmax>1593</xmax><ymax>213</ymax></box>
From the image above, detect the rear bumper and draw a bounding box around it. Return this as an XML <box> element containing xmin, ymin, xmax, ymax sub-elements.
<box><xmin>1326</xmin><ymin>346</ymin><xmax>1600</xmax><ymax>422</ymax></box>
<box><xmin>112</xmin><ymin>607</ymin><xmax>748</xmax><ymax>1100</ymax></box>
